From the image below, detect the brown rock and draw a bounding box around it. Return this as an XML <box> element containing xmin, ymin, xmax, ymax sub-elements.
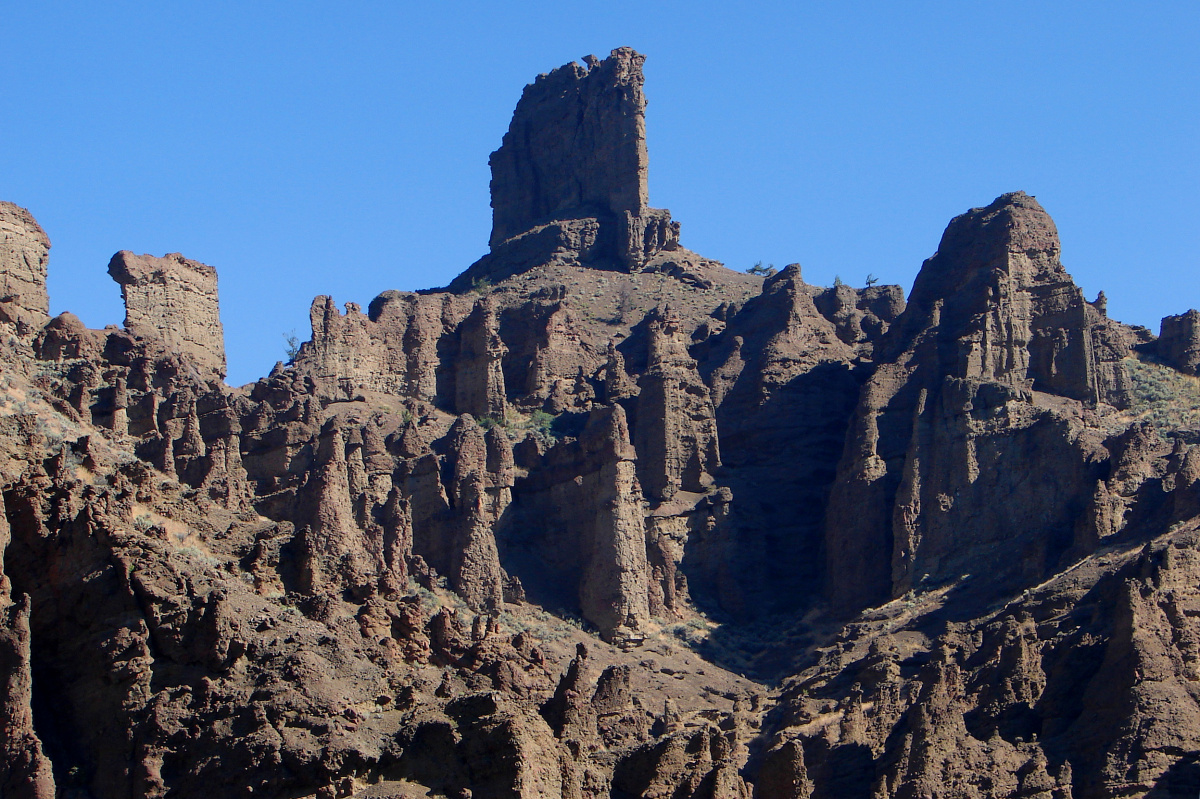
<box><xmin>1157</xmin><ymin>309</ymin><xmax>1200</xmax><ymax>375</ymax></box>
<box><xmin>634</xmin><ymin>305</ymin><xmax>720</xmax><ymax>501</ymax></box>
<box><xmin>450</xmin><ymin>48</ymin><xmax>681</xmax><ymax>291</ymax></box>
<box><xmin>824</xmin><ymin>193</ymin><xmax>1141</xmax><ymax>613</ymax></box>
<box><xmin>487</xmin><ymin>47</ymin><xmax>676</xmax><ymax>267</ymax></box>
<box><xmin>0</xmin><ymin>596</ymin><xmax>56</xmax><ymax>799</ymax></box>
<box><xmin>108</xmin><ymin>251</ymin><xmax>227</xmax><ymax>378</ymax></box>
<box><xmin>0</xmin><ymin>202</ymin><xmax>50</xmax><ymax>334</ymax></box>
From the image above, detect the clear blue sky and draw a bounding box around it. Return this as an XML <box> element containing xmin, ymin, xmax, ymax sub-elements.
<box><xmin>4</xmin><ymin>2</ymin><xmax>1197</xmax><ymax>385</ymax></box>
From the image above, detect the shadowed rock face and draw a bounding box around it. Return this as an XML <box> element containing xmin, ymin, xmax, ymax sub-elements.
<box><xmin>108</xmin><ymin>251</ymin><xmax>227</xmax><ymax>378</ymax></box>
<box><xmin>4</xmin><ymin>50</ymin><xmax>1200</xmax><ymax>799</ymax></box>
<box><xmin>0</xmin><ymin>201</ymin><xmax>50</xmax><ymax>333</ymax></box>
<box><xmin>823</xmin><ymin>192</ymin><xmax>1148</xmax><ymax>614</ymax></box>
<box><xmin>1158</xmin><ymin>309</ymin><xmax>1200</xmax><ymax>375</ymax></box>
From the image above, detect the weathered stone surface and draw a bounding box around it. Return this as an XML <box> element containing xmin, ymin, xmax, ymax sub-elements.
<box><xmin>633</xmin><ymin>305</ymin><xmax>720</xmax><ymax>501</ymax></box>
<box><xmin>1158</xmin><ymin>309</ymin><xmax>1200</xmax><ymax>375</ymax></box>
<box><xmin>108</xmin><ymin>251</ymin><xmax>227</xmax><ymax>378</ymax></box>
<box><xmin>691</xmin><ymin>264</ymin><xmax>863</xmax><ymax>618</ymax></box>
<box><xmin>893</xmin><ymin>192</ymin><xmax>1137</xmax><ymax>405</ymax></box>
<box><xmin>812</xmin><ymin>280</ymin><xmax>905</xmax><ymax>355</ymax></box>
<box><xmin>0</xmin><ymin>594</ymin><xmax>55</xmax><ymax>799</ymax></box>
<box><xmin>824</xmin><ymin>193</ymin><xmax>1146</xmax><ymax>615</ymax></box>
<box><xmin>450</xmin><ymin>47</ymin><xmax>682</xmax><ymax>292</ymax></box>
<box><xmin>0</xmin><ymin>202</ymin><xmax>50</xmax><ymax>333</ymax></box>
<box><xmin>487</xmin><ymin>47</ymin><xmax>676</xmax><ymax>265</ymax></box>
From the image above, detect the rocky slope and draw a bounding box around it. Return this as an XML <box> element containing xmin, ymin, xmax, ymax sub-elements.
<box><xmin>2</xmin><ymin>48</ymin><xmax>1199</xmax><ymax>798</ymax></box>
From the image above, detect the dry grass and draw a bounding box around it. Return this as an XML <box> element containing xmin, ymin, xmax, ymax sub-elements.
<box><xmin>1122</xmin><ymin>355</ymin><xmax>1200</xmax><ymax>433</ymax></box>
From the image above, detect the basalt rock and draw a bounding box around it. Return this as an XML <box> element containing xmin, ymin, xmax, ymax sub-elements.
<box><xmin>1157</xmin><ymin>309</ymin><xmax>1200</xmax><ymax>375</ymax></box>
<box><xmin>108</xmin><ymin>251</ymin><xmax>228</xmax><ymax>379</ymax></box>
<box><xmin>824</xmin><ymin>193</ymin><xmax>1148</xmax><ymax>615</ymax></box>
<box><xmin>0</xmin><ymin>201</ymin><xmax>51</xmax><ymax>335</ymax></box>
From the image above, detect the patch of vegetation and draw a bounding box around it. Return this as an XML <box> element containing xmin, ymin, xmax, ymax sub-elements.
<box><xmin>474</xmin><ymin>409</ymin><xmax>560</xmax><ymax>446</ymax></box>
<box><xmin>283</xmin><ymin>330</ymin><xmax>301</xmax><ymax>363</ymax></box>
<box><xmin>745</xmin><ymin>261</ymin><xmax>777</xmax><ymax>277</ymax></box>
<box><xmin>1122</xmin><ymin>355</ymin><xmax>1200</xmax><ymax>433</ymax></box>
<box><xmin>470</xmin><ymin>276</ymin><xmax>493</xmax><ymax>295</ymax></box>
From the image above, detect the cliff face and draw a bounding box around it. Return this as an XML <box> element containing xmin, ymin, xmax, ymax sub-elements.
<box><xmin>108</xmin><ymin>250</ymin><xmax>228</xmax><ymax>379</ymax></box>
<box><xmin>0</xmin><ymin>201</ymin><xmax>51</xmax><ymax>334</ymax></box>
<box><xmin>2</xmin><ymin>48</ymin><xmax>1199</xmax><ymax>799</ymax></box>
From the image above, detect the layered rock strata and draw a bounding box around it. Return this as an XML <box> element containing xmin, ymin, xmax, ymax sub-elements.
<box><xmin>824</xmin><ymin>192</ymin><xmax>1153</xmax><ymax>614</ymax></box>
<box><xmin>0</xmin><ymin>201</ymin><xmax>51</xmax><ymax>334</ymax></box>
<box><xmin>108</xmin><ymin>250</ymin><xmax>227</xmax><ymax>378</ymax></box>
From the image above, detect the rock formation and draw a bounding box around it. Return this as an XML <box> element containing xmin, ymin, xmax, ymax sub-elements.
<box><xmin>487</xmin><ymin>47</ymin><xmax>678</xmax><ymax>268</ymax></box>
<box><xmin>1</xmin><ymin>49</ymin><xmax>1199</xmax><ymax>799</ymax></box>
<box><xmin>824</xmin><ymin>192</ymin><xmax>1148</xmax><ymax>613</ymax></box>
<box><xmin>108</xmin><ymin>250</ymin><xmax>227</xmax><ymax>378</ymax></box>
<box><xmin>446</xmin><ymin>48</ymin><xmax>715</xmax><ymax>295</ymax></box>
<box><xmin>1158</xmin><ymin>308</ymin><xmax>1200</xmax><ymax>375</ymax></box>
<box><xmin>0</xmin><ymin>201</ymin><xmax>51</xmax><ymax>334</ymax></box>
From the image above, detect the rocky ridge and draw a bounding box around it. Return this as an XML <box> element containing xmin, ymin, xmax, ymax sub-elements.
<box><xmin>1</xmin><ymin>48</ymin><xmax>1199</xmax><ymax>798</ymax></box>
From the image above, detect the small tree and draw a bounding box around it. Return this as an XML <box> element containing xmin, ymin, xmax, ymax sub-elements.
<box><xmin>283</xmin><ymin>330</ymin><xmax>301</xmax><ymax>363</ymax></box>
<box><xmin>746</xmin><ymin>261</ymin><xmax>776</xmax><ymax>277</ymax></box>
<box><xmin>865</xmin><ymin>273</ymin><xmax>879</xmax><ymax>287</ymax></box>
<box><xmin>833</xmin><ymin>275</ymin><xmax>845</xmax><ymax>287</ymax></box>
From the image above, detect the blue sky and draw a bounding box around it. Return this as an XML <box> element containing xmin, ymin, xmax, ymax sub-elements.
<box><xmin>4</xmin><ymin>2</ymin><xmax>1197</xmax><ymax>385</ymax></box>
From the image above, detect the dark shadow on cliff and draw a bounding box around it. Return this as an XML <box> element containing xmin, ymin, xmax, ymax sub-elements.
<box><xmin>681</xmin><ymin>359</ymin><xmax>864</xmax><ymax>625</ymax></box>
<box><xmin>1148</xmin><ymin>753</ymin><xmax>1200</xmax><ymax>798</ymax></box>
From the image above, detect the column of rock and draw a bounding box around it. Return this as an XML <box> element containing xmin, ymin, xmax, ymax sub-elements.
<box><xmin>0</xmin><ymin>202</ymin><xmax>50</xmax><ymax>335</ymax></box>
<box><xmin>454</xmin><ymin>298</ymin><xmax>508</xmax><ymax>420</ymax></box>
<box><xmin>298</xmin><ymin>422</ymin><xmax>381</xmax><ymax>595</ymax></box>
<box><xmin>484</xmin><ymin>47</ymin><xmax>678</xmax><ymax>272</ymax></box>
<box><xmin>578</xmin><ymin>404</ymin><xmax>651</xmax><ymax>640</ymax></box>
<box><xmin>108</xmin><ymin>251</ymin><xmax>227</xmax><ymax>379</ymax></box>
<box><xmin>0</xmin><ymin>597</ymin><xmax>56</xmax><ymax>799</ymax></box>
<box><xmin>445</xmin><ymin>416</ymin><xmax>505</xmax><ymax>611</ymax></box>
<box><xmin>634</xmin><ymin>306</ymin><xmax>720</xmax><ymax>501</ymax></box>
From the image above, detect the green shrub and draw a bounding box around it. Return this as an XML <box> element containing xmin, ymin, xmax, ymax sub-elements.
<box><xmin>1122</xmin><ymin>355</ymin><xmax>1200</xmax><ymax>433</ymax></box>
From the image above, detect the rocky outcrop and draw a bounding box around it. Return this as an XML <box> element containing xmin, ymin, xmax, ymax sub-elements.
<box><xmin>108</xmin><ymin>251</ymin><xmax>227</xmax><ymax>379</ymax></box>
<box><xmin>890</xmin><ymin>192</ymin><xmax>1137</xmax><ymax>404</ymax></box>
<box><xmin>755</xmin><ymin>520</ymin><xmax>1200</xmax><ymax>799</ymax></box>
<box><xmin>691</xmin><ymin>264</ymin><xmax>865</xmax><ymax>618</ymax></box>
<box><xmin>824</xmin><ymin>193</ymin><xmax>1146</xmax><ymax>614</ymax></box>
<box><xmin>487</xmin><ymin>47</ymin><xmax>677</xmax><ymax>267</ymax></box>
<box><xmin>0</xmin><ymin>201</ymin><xmax>51</xmax><ymax>334</ymax></box>
<box><xmin>449</xmin><ymin>48</ymin><xmax>686</xmax><ymax>292</ymax></box>
<box><xmin>0</xmin><ymin>595</ymin><xmax>56</xmax><ymax>799</ymax></box>
<box><xmin>506</xmin><ymin>404</ymin><xmax>651</xmax><ymax>641</ymax></box>
<box><xmin>812</xmin><ymin>280</ymin><xmax>905</xmax><ymax>355</ymax></box>
<box><xmin>634</xmin><ymin>305</ymin><xmax>720</xmax><ymax>501</ymax></box>
<box><xmin>1157</xmin><ymin>309</ymin><xmax>1200</xmax><ymax>375</ymax></box>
